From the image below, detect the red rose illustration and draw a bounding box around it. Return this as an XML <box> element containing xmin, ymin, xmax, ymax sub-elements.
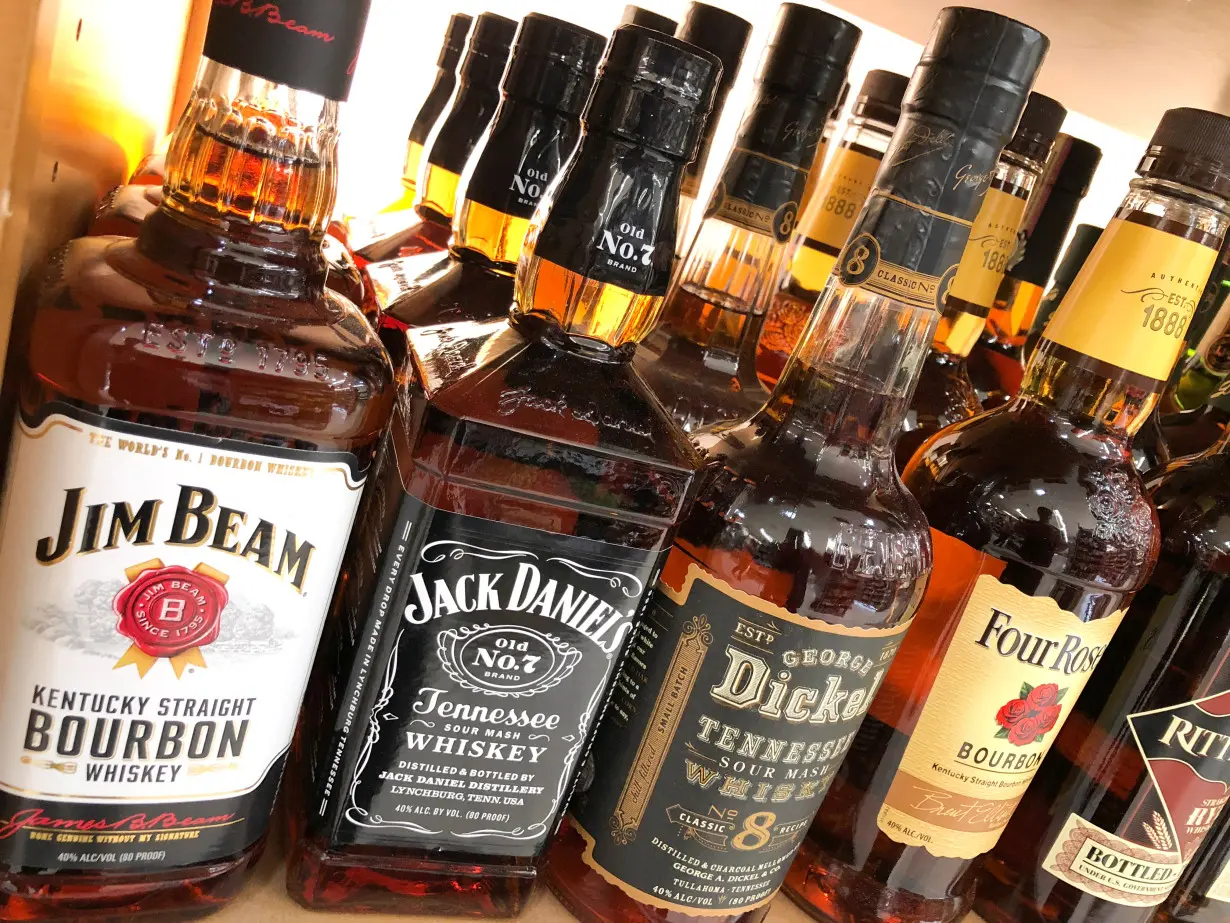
<box><xmin>1036</xmin><ymin>704</ymin><xmax>1062</xmax><ymax>733</ymax></box>
<box><xmin>113</xmin><ymin>565</ymin><xmax>228</xmax><ymax>659</ymax></box>
<box><xmin>1027</xmin><ymin>683</ymin><xmax>1061</xmax><ymax>710</ymax></box>
<box><xmin>996</xmin><ymin>698</ymin><xmax>1030</xmax><ymax>729</ymax></box>
<box><xmin>1008</xmin><ymin>715</ymin><xmax>1041</xmax><ymax>746</ymax></box>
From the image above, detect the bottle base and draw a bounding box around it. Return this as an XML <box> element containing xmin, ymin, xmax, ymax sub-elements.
<box><xmin>285</xmin><ymin>835</ymin><xmax>537</xmax><ymax>917</ymax></box>
<box><xmin>782</xmin><ymin>836</ymin><xmax>969</xmax><ymax>923</ymax></box>
<box><xmin>0</xmin><ymin>842</ymin><xmax>262</xmax><ymax>921</ymax></box>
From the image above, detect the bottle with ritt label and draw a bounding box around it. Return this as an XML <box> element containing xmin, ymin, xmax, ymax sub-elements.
<box><xmin>972</xmin><ymin>141</ymin><xmax>1230</xmax><ymax>919</ymax></box>
<box><xmin>894</xmin><ymin>91</ymin><xmax>1066</xmax><ymax>470</ymax></box>
<box><xmin>355</xmin><ymin>12</ymin><xmax>516</xmax><ymax>262</ymax></box>
<box><xmin>373</xmin><ymin>13</ymin><xmax>473</xmax><ymax>220</ymax></box>
<box><xmin>636</xmin><ymin>3</ymin><xmax>859</xmax><ymax>434</ymax></box>
<box><xmin>364</xmin><ymin>14</ymin><xmax>603</xmax><ymax>358</ymax></box>
<box><xmin>673</xmin><ymin>2</ymin><xmax>753</xmax><ymax>251</ymax></box>
<box><xmin>967</xmin><ymin>134</ymin><xmax>1103</xmax><ymax>406</ymax></box>
<box><xmin>284</xmin><ymin>25</ymin><xmax>720</xmax><ymax>917</ymax></box>
<box><xmin>757</xmin><ymin>70</ymin><xmax>908</xmax><ymax>386</ymax></box>
<box><xmin>544</xmin><ymin>10</ymin><xmax>1045</xmax><ymax>923</ymax></box>
<box><xmin>0</xmin><ymin>1</ymin><xmax>393</xmax><ymax>918</ymax></box>
<box><xmin>1161</xmin><ymin>808</ymin><xmax>1230</xmax><ymax>922</ymax></box>
<box><xmin>791</xmin><ymin>108</ymin><xmax>1226</xmax><ymax>923</ymax></box>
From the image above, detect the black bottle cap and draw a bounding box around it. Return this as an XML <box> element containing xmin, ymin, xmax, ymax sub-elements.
<box><xmin>1053</xmin><ymin>224</ymin><xmax>1103</xmax><ymax>290</ymax></box>
<box><xmin>459</xmin><ymin>12</ymin><xmax>518</xmax><ymax>87</ymax></box>
<box><xmin>584</xmin><ymin>25</ymin><xmax>722</xmax><ymax>159</ymax></box>
<box><xmin>620</xmin><ymin>5</ymin><xmax>677</xmax><ymax>34</ymax></box>
<box><xmin>675</xmin><ymin>3</ymin><xmax>752</xmax><ymax>97</ymax></box>
<box><xmin>1138</xmin><ymin>107</ymin><xmax>1230</xmax><ymax>199</ymax></box>
<box><xmin>1006</xmin><ymin>92</ymin><xmax>1066</xmax><ymax>163</ymax></box>
<box><xmin>438</xmin><ymin>13</ymin><xmax>474</xmax><ymax>71</ymax></box>
<box><xmin>503</xmin><ymin>15</ymin><xmax>605</xmax><ymax>116</ymax></box>
<box><xmin>758</xmin><ymin>4</ymin><xmax>861</xmax><ymax>106</ymax></box>
<box><xmin>1009</xmin><ymin>134</ymin><xmax>1102</xmax><ymax>287</ymax></box>
<box><xmin>201</xmin><ymin>0</ymin><xmax>372</xmax><ymax>101</ymax></box>
<box><xmin>853</xmin><ymin>69</ymin><xmax>909</xmax><ymax>126</ymax></box>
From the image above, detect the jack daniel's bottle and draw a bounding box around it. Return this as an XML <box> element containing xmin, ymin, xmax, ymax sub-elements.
<box><xmin>546</xmin><ymin>9</ymin><xmax>1045</xmax><ymax>923</ymax></box>
<box><xmin>637</xmin><ymin>3</ymin><xmax>859</xmax><ymax>433</ymax></box>
<box><xmin>285</xmin><ymin>25</ymin><xmax>720</xmax><ymax>917</ymax></box>
<box><xmin>0</xmin><ymin>2</ymin><xmax>393</xmax><ymax>917</ymax></box>
<box><xmin>356</xmin><ymin>13</ymin><xmax>516</xmax><ymax>263</ymax></box>
<box><xmin>367</xmin><ymin>14</ymin><xmax>603</xmax><ymax>354</ymax></box>
<box><xmin>795</xmin><ymin>108</ymin><xmax>1224</xmax><ymax>923</ymax></box>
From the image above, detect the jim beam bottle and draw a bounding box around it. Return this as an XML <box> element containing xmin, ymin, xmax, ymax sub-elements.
<box><xmin>356</xmin><ymin>12</ymin><xmax>516</xmax><ymax>262</ymax></box>
<box><xmin>967</xmin><ymin>133</ymin><xmax>1103</xmax><ymax>406</ymax></box>
<box><xmin>673</xmin><ymin>1</ymin><xmax>753</xmax><ymax>251</ymax></box>
<box><xmin>284</xmin><ymin>25</ymin><xmax>719</xmax><ymax>917</ymax></box>
<box><xmin>895</xmin><ymin>91</ymin><xmax>1066</xmax><ymax>470</ymax></box>
<box><xmin>758</xmin><ymin>69</ymin><xmax>908</xmax><ymax>386</ymax></box>
<box><xmin>0</xmin><ymin>2</ymin><xmax>393</xmax><ymax>918</ymax></box>
<box><xmin>791</xmin><ymin>107</ymin><xmax>1226</xmax><ymax>923</ymax></box>
<box><xmin>637</xmin><ymin>3</ymin><xmax>859</xmax><ymax>433</ymax></box>
<box><xmin>545</xmin><ymin>10</ymin><xmax>1046</xmax><ymax>923</ymax></box>
<box><xmin>972</xmin><ymin>150</ymin><xmax>1230</xmax><ymax>919</ymax></box>
<box><xmin>365</xmin><ymin>14</ymin><xmax>603</xmax><ymax>362</ymax></box>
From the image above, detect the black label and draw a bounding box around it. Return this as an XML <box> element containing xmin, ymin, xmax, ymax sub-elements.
<box><xmin>837</xmin><ymin>112</ymin><xmax>1005</xmax><ymax>311</ymax></box>
<box><xmin>465</xmin><ymin>106</ymin><xmax>580</xmax><ymax>221</ymax></box>
<box><xmin>315</xmin><ymin>492</ymin><xmax>661</xmax><ymax>856</ymax></box>
<box><xmin>572</xmin><ymin>553</ymin><xmax>909</xmax><ymax>914</ymax></box>
<box><xmin>532</xmin><ymin>137</ymin><xmax>678</xmax><ymax>295</ymax></box>
<box><xmin>704</xmin><ymin>148</ymin><xmax>807</xmax><ymax>243</ymax></box>
<box><xmin>202</xmin><ymin>0</ymin><xmax>371</xmax><ymax>102</ymax></box>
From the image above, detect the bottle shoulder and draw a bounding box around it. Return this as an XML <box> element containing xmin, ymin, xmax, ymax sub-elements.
<box><xmin>1150</xmin><ymin>450</ymin><xmax>1230</xmax><ymax>561</ymax></box>
<box><xmin>377</xmin><ymin>252</ymin><xmax>513</xmax><ymax>329</ymax></box>
<box><xmin>23</xmin><ymin>235</ymin><xmax>394</xmax><ymax>454</ymax></box>
<box><xmin>906</xmin><ymin>403</ymin><xmax>1159</xmax><ymax>588</ymax></box>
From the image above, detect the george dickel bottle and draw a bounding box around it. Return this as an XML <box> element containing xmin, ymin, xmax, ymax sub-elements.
<box><xmin>637</xmin><ymin>2</ymin><xmax>859</xmax><ymax>434</ymax></box>
<box><xmin>366</xmin><ymin>14</ymin><xmax>604</xmax><ymax>360</ymax></box>
<box><xmin>284</xmin><ymin>24</ymin><xmax>720</xmax><ymax>918</ymax></box>
<box><xmin>356</xmin><ymin>12</ymin><xmax>517</xmax><ymax>263</ymax></box>
<box><xmin>895</xmin><ymin>91</ymin><xmax>1066</xmax><ymax>471</ymax></box>
<box><xmin>0</xmin><ymin>1</ymin><xmax>393</xmax><ymax>917</ymax></box>
<box><xmin>971</xmin><ymin>112</ymin><xmax>1230</xmax><ymax>923</ymax></box>
<box><xmin>758</xmin><ymin>69</ymin><xmax>908</xmax><ymax>387</ymax></box>
<box><xmin>673</xmin><ymin>1</ymin><xmax>753</xmax><ymax>252</ymax></box>
<box><xmin>967</xmin><ymin>133</ymin><xmax>1103</xmax><ymax>407</ymax></box>
<box><xmin>545</xmin><ymin>9</ymin><xmax>1046</xmax><ymax>923</ymax></box>
<box><xmin>792</xmin><ymin>107</ymin><xmax>1226</xmax><ymax>923</ymax></box>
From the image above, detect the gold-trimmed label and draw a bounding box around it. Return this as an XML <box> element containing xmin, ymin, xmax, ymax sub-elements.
<box><xmin>878</xmin><ymin>573</ymin><xmax>1124</xmax><ymax>859</ymax></box>
<box><xmin>1043</xmin><ymin>217</ymin><xmax>1218</xmax><ymax>381</ymax></box>
<box><xmin>574</xmin><ymin>550</ymin><xmax>912</xmax><ymax>914</ymax></box>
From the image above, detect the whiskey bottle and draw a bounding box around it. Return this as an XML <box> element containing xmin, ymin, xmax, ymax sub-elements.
<box><xmin>967</xmin><ymin>134</ymin><xmax>1102</xmax><ymax>406</ymax></box>
<box><xmin>637</xmin><ymin>3</ymin><xmax>860</xmax><ymax>433</ymax></box>
<box><xmin>798</xmin><ymin>80</ymin><xmax>850</xmax><ymax>216</ymax></box>
<box><xmin>1162</xmin><ymin>243</ymin><xmax>1230</xmax><ymax>412</ymax></box>
<box><xmin>620</xmin><ymin>4</ymin><xmax>677</xmax><ymax>33</ymax></box>
<box><xmin>1160</xmin><ymin>798</ymin><xmax>1230</xmax><ymax>922</ymax></box>
<box><xmin>674</xmin><ymin>2</ymin><xmax>753</xmax><ymax>250</ymax></box>
<box><xmin>382</xmin><ymin>13</ymin><xmax>473</xmax><ymax>217</ymax></box>
<box><xmin>365</xmin><ymin>14</ymin><xmax>603</xmax><ymax>347</ymax></box>
<box><xmin>759</xmin><ymin>69</ymin><xmax>908</xmax><ymax>386</ymax></box>
<box><xmin>977</xmin><ymin>285</ymin><xmax>1230</xmax><ymax>923</ymax></box>
<box><xmin>792</xmin><ymin>107</ymin><xmax>1226</xmax><ymax>923</ymax></box>
<box><xmin>547</xmin><ymin>10</ymin><xmax>1045</xmax><ymax>923</ymax></box>
<box><xmin>284</xmin><ymin>25</ymin><xmax>720</xmax><ymax>917</ymax></box>
<box><xmin>1021</xmin><ymin>222</ymin><xmax>1103</xmax><ymax>360</ymax></box>
<box><xmin>0</xmin><ymin>1</ymin><xmax>393</xmax><ymax>918</ymax></box>
<box><xmin>356</xmin><ymin>12</ymin><xmax>517</xmax><ymax>263</ymax></box>
<box><xmin>894</xmin><ymin>91</ymin><xmax>1066</xmax><ymax>470</ymax></box>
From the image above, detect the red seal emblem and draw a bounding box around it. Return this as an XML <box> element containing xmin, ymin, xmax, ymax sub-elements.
<box><xmin>112</xmin><ymin>559</ymin><xmax>229</xmax><ymax>677</ymax></box>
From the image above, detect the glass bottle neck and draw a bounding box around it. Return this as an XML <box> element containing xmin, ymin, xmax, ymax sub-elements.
<box><xmin>417</xmin><ymin>77</ymin><xmax>502</xmax><ymax>225</ymax></box>
<box><xmin>514</xmin><ymin>133</ymin><xmax>682</xmax><ymax>356</ymax></box>
<box><xmin>1018</xmin><ymin>179</ymin><xmax>1230</xmax><ymax>439</ymax></box>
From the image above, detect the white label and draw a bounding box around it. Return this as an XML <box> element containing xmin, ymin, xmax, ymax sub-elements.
<box><xmin>1043</xmin><ymin>813</ymin><xmax>1186</xmax><ymax>906</ymax></box>
<box><xmin>0</xmin><ymin>410</ymin><xmax>362</xmax><ymax>807</ymax></box>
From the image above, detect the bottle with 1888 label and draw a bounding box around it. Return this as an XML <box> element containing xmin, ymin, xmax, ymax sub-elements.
<box><xmin>284</xmin><ymin>25</ymin><xmax>721</xmax><ymax>918</ymax></box>
<box><xmin>546</xmin><ymin>8</ymin><xmax>1045</xmax><ymax>923</ymax></box>
<box><xmin>0</xmin><ymin>1</ymin><xmax>393</xmax><ymax>918</ymax></box>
